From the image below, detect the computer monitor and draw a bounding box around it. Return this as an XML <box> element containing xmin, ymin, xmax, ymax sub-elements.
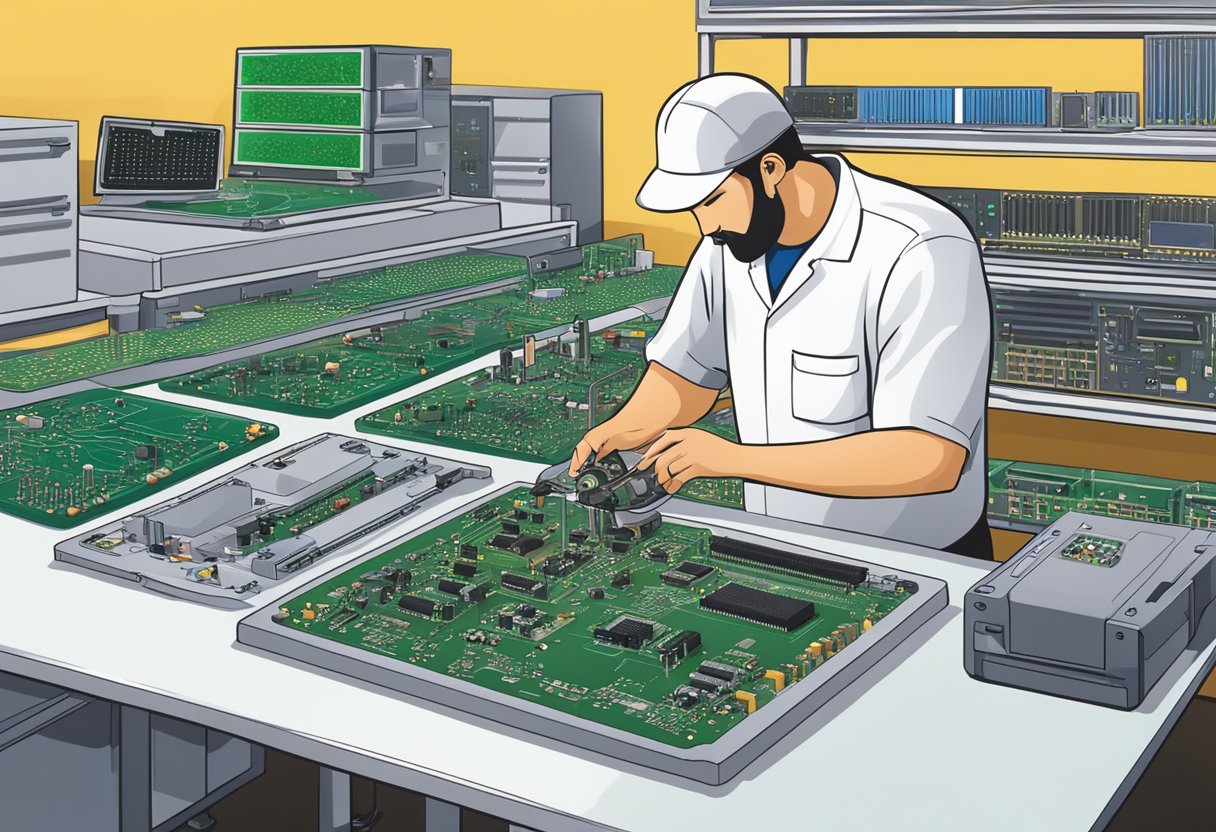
<box><xmin>94</xmin><ymin>117</ymin><xmax>224</xmax><ymax>195</ymax></box>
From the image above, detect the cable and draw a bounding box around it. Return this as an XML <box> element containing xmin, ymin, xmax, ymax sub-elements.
<box><xmin>351</xmin><ymin>781</ymin><xmax>382</xmax><ymax>831</ymax></box>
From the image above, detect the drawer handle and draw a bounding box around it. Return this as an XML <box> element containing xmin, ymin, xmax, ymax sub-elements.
<box><xmin>0</xmin><ymin>195</ymin><xmax>71</xmax><ymax>219</ymax></box>
<box><xmin>0</xmin><ymin>136</ymin><xmax>72</xmax><ymax>162</ymax></box>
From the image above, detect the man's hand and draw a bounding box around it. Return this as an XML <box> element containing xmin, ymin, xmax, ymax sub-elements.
<box><xmin>635</xmin><ymin>428</ymin><xmax>741</xmax><ymax>493</ymax></box>
<box><xmin>568</xmin><ymin>420</ymin><xmax>661</xmax><ymax>477</ymax></box>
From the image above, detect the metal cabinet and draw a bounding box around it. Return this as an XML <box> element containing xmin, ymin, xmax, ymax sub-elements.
<box><xmin>0</xmin><ymin>117</ymin><xmax>78</xmax><ymax>313</ymax></box>
<box><xmin>452</xmin><ymin>86</ymin><xmax>602</xmax><ymax>242</ymax></box>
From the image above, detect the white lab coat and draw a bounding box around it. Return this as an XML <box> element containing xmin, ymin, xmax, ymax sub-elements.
<box><xmin>645</xmin><ymin>154</ymin><xmax>992</xmax><ymax>549</ymax></box>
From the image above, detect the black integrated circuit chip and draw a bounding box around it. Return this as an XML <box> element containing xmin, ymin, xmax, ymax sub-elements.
<box><xmin>511</xmin><ymin>535</ymin><xmax>545</xmax><ymax>556</ymax></box>
<box><xmin>500</xmin><ymin>572</ymin><xmax>547</xmax><ymax>598</ymax></box>
<box><xmin>594</xmin><ymin>615</ymin><xmax>655</xmax><ymax>649</ymax></box>
<box><xmin>660</xmin><ymin>560</ymin><xmax>714</xmax><ymax>586</ymax></box>
<box><xmin>700</xmin><ymin>583</ymin><xmax>816</xmax><ymax>631</ymax></box>
<box><xmin>397</xmin><ymin>594</ymin><xmax>436</xmax><ymax>618</ymax></box>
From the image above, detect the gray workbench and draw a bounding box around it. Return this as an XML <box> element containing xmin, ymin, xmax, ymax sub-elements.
<box><xmin>0</xmin><ymin>343</ymin><xmax>1211</xmax><ymax>832</ymax></box>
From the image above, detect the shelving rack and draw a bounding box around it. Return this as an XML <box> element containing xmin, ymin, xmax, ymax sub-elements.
<box><xmin>695</xmin><ymin>0</ymin><xmax>1216</xmax><ymax>432</ymax></box>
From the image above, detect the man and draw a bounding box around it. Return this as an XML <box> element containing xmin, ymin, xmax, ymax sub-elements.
<box><xmin>568</xmin><ymin>73</ymin><xmax>994</xmax><ymax>558</ymax></box>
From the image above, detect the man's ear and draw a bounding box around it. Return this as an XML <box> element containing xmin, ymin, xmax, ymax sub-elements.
<box><xmin>759</xmin><ymin>152</ymin><xmax>787</xmax><ymax>198</ymax></box>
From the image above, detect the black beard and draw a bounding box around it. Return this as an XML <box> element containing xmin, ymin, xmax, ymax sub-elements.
<box><xmin>711</xmin><ymin>186</ymin><xmax>786</xmax><ymax>263</ymax></box>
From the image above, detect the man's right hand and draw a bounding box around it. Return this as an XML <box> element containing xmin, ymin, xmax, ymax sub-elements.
<box><xmin>568</xmin><ymin>420</ymin><xmax>660</xmax><ymax>477</ymax></box>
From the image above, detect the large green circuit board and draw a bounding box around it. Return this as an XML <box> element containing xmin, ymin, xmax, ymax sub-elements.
<box><xmin>158</xmin><ymin>240</ymin><xmax>682</xmax><ymax>417</ymax></box>
<box><xmin>142</xmin><ymin>179</ymin><xmax>383</xmax><ymax>219</ymax></box>
<box><xmin>988</xmin><ymin>458</ymin><xmax>1216</xmax><ymax>530</ymax></box>
<box><xmin>271</xmin><ymin>486</ymin><xmax>909</xmax><ymax>748</ymax></box>
<box><xmin>0</xmin><ymin>389</ymin><xmax>277</xmax><ymax>528</ymax></box>
<box><xmin>355</xmin><ymin>316</ymin><xmax>745</xmax><ymax>509</ymax></box>
<box><xmin>0</xmin><ymin>253</ymin><xmax>525</xmax><ymax>392</ymax></box>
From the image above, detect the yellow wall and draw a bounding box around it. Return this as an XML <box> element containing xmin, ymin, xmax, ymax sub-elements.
<box><xmin>3</xmin><ymin>1</ymin><xmax>1215</xmax><ymax>694</ymax></box>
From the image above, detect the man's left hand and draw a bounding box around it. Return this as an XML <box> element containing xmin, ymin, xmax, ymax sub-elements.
<box><xmin>635</xmin><ymin>428</ymin><xmax>741</xmax><ymax>494</ymax></box>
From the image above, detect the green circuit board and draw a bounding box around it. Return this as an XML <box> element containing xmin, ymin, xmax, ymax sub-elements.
<box><xmin>0</xmin><ymin>252</ymin><xmax>526</xmax><ymax>392</ymax></box>
<box><xmin>272</xmin><ymin>486</ymin><xmax>910</xmax><ymax>748</ymax></box>
<box><xmin>234</xmin><ymin>130</ymin><xmax>364</xmax><ymax>171</ymax></box>
<box><xmin>238</xmin><ymin>90</ymin><xmax>365</xmax><ymax>128</ymax></box>
<box><xmin>158</xmin><ymin>237</ymin><xmax>682</xmax><ymax>417</ymax></box>
<box><xmin>0</xmin><ymin>388</ymin><xmax>277</xmax><ymax>528</ymax></box>
<box><xmin>987</xmin><ymin>458</ymin><xmax>1216</xmax><ymax>530</ymax></box>
<box><xmin>355</xmin><ymin>316</ymin><xmax>745</xmax><ymax>509</ymax></box>
<box><xmin>239</xmin><ymin>50</ymin><xmax>363</xmax><ymax>87</ymax></box>
<box><xmin>143</xmin><ymin>178</ymin><xmax>383</xmax><ymax>218</ymax></box>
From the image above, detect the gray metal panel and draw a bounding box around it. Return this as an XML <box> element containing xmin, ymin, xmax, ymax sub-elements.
<box><xmin>0</xmin><ymin>699</ymin><xmax>120</xmax><ymax>832</ymax></box>
<box><xmin>237</xmin><ymin>485</ymin><xmax>949</xmax><ymax>785</ymax></box>
<box><xmin>205</xmin><ymin>729</ymin><xmax>254</xmax><ymax>791</ymax></box>
<box><xmin>551</xmin><ymin>93</ymin><xmax>603</xmax><ymax>242</ymax></box>
<box><xmin>151</xmin><ymin>713</ymin><xmax>207</xmax><ymax>826</ymax></box>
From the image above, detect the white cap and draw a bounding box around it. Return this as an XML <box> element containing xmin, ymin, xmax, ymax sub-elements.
<box><xmin>636</xmin><ymin>74</ymin><xmax>795</xmax><ymax>213</ymax></box>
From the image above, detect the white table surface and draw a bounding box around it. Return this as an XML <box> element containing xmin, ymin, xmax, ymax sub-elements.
<box><xmin>0</xmin><ymin>352</ymin><xmax>1210</xmax><ymax>832</ymax></box>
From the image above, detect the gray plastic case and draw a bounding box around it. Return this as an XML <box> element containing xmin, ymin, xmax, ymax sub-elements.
<box><xmin>238</xmin><ymin>485</ymin><xmax>948</xmax><ymax>785</ymax></box>
<box><xmin>964</xmin><ymin>511</ymin><xmax>1216</xmax><ymax>709</ymax></box>
<box><xmin>55</xmin><ymin>433</ymin><xmax>490</xmax><ymax>608</ymax></box>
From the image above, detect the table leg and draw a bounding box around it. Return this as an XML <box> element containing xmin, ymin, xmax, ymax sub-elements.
<box><xmin>319</xmin><ymin>767</ymin><xmax>352</xmax><ymax>832</ymax></box>
<box><xmin>119</xmin><ymin>705</ymin><xmax>151</xmax><ymax>832</ymax></box>
<box><xmin>425</xmin><ymin>797</ymin><xmax>461</xmax><ymax>832</ymax></box>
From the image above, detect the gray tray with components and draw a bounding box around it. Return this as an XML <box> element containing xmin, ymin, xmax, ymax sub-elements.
<box><xmin>238</xmin><ymin>486</ymin><xmax>948</xmax><ymax>785</ymax></box>
<box><xmin>55</xmin><ymin>433</ymin><xmax>490</xmax><ymax>608</ymax></box>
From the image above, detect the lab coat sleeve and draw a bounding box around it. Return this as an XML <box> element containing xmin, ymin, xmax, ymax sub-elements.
<box><xmin>870</xmin><ymin>234</ymin><xmax>991</xmax><ymax>453</ymax></box>
<box><xmin>645</xmin><ymin>238</ymin><xmax>730</xmax><ymax>390</ymax></box>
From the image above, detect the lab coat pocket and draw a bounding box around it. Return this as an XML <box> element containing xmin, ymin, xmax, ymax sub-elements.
<box><xmin>790</xmin><ymin>352</ymin><xmax>868</xmax><ymax>425</ymax></box>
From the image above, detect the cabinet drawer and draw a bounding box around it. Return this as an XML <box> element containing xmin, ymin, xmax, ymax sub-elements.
<box><xmin>0</xmin><ymin>129</ymin><xmax>76</xmax><ymax>204</ymax></box>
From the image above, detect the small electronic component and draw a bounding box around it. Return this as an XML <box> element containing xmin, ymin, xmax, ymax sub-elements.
<box><xmin>1059</xmin><ymin>534</ymin><xmax>1124</xmax><ymax>567</ymax></box>
<box><xmin>657</xmin><ymin>630</ymin><xmax>702</xmax><ymax>670</ymax></box>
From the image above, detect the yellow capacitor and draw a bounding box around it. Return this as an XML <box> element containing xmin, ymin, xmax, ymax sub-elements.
<box><xmin>1177</xmin><ymin>376</ymin><xmax>1189</xmax><ymax>393</ymax></box>
<box><xmin>734</xmin><ymin>690</ymin><xmax>757</xmax><ymax>714</ymax></box>
<box><xmin>863</xmin><ymin>618</ymin><xmax>873</xmax><ymax>632</ymax></box>
<box><xmin>301</xmin><ymin>608</ymin><xmax>316</xmax><ymax>621</ymax></box>
<box><xmin>765</xmin><ymin>669</ymin><xmax>785</xmax><ymax>692</ymax></box>
<box><xmin>806</xmin><ymin>643</ymin><xmax>823</xmax><ymax>659</ymax></box>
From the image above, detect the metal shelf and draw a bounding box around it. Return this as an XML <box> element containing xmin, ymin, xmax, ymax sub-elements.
<box><xmin>697</xmin><ymin>1</ymin><xmax>1216</xmax><ymax>37</ymax></box>
<box><xmin>796</xmin><ymin>124</ymin><xmax>1216</xmax><ymax>161</ymax></box>
<box><xmin>989</xmin><ymin>385</ymin><xmax>1216</xmax><ymax>434</ymax></box>
<box><xmin>984</xmin><ymin>256</ymin><xmax>1216</xmax><ymax>298</ymax></box>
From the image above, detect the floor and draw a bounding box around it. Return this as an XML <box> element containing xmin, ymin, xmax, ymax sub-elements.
<box><xmin>196</xmin><ymin>697</ymin><xmax>1216</xmax><ymax>832</ymax></box>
